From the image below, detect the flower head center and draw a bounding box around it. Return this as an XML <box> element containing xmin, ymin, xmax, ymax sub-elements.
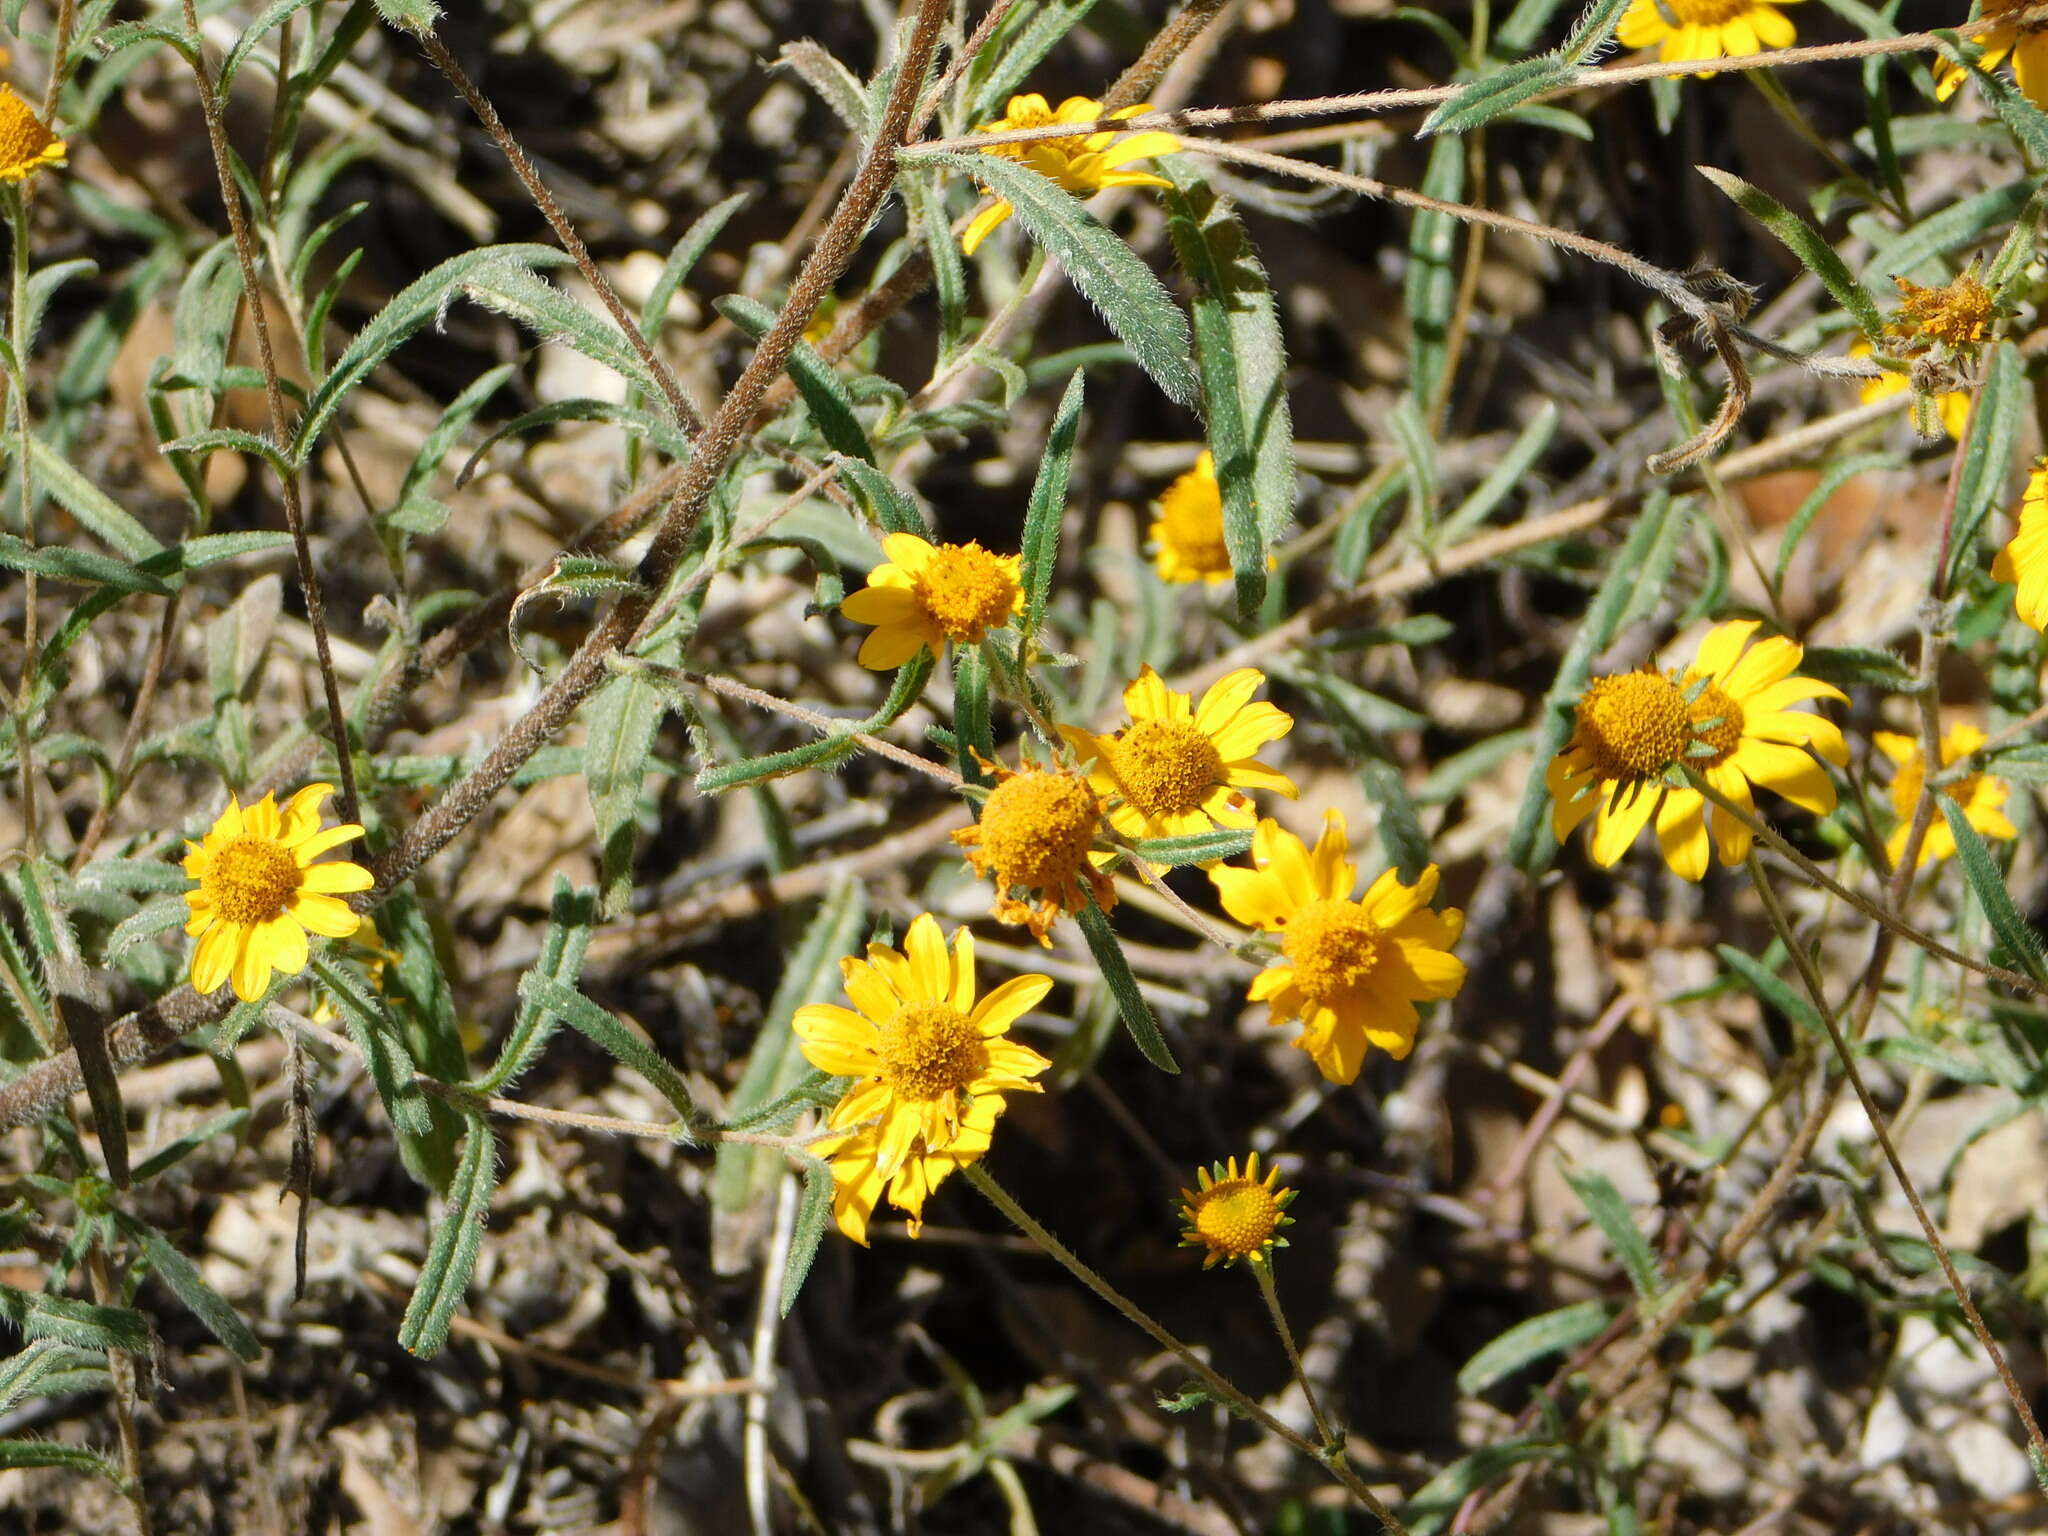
<box><xmin>1575</xmin><ymin>672</ymin><xmax>1692</xmax><ymax>782</ymax></box>
<box><xmin>1107</xmin><ymin>719</ymin><xmax>1223</xmax><ymax>817</ymax></box>
<box><xmin>974</xmin><ymin>768</ymin><xmax>1101</xmax><ymax>892</ymax></box>
<box><xmin>1281</xmin><ymin>899</ymin><xmax>1383</xmax><ymax>1002</ymax></box>
<box><xmin>1191</xmin><ymin>1178</ymin><xmax>1282</xmax><ymax>1262</ymax></box>
<box><xmin>913</xmin><ymin>542</ymin><xmax>1019</xmax><ymax>642</ymax></box>
<box><xmin>202</xmin><ymin>837</ymin><xmax>303</xmax><ymax>926</ymax></box>
<box><xmin>1687</xmin><ymin>682</ymin><xmax>1747</xmax><ymax>769</ymax></box>
<box><xmin>877</xmin><ymin>1001</ymin><xmax>987</xmax><ymax>1103</ymax></box>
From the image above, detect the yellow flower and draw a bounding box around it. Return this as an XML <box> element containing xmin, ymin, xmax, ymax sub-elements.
<box><xmin>1615</xmin><ymin>0</ymin><xmax>1802</xmax><ymax>68</ymax></box>
<box><xmin>1179</xmin><ymin>1151</ymin><xmax>1296</xmax><ymax>1269</ymax></box>
<box><xmin>1547</xmin><ymin>620</ymin><xmax>1848</xmax><ymax>880</ymax></box>
<box><xmin>1060</xmin><ymin>666</ymin><xmax>1295</xmax><ymax>849</ymax></box>
<box><xmin>961</xmin><ymin>93</ymin><xmax>1181</xmax><ymax>256</ymax></box>
<box><xmin>1210</xmin><ymin>813</ymin><xmax>1466</xmax><ymax>1084</ymax></box>
<box><xmin>183</xmin><ymin>784</ymin><xmax>372</xmax><ymax>1002</ymax></box>
<box><xmin>1994</xmin><ymin>461</ymin><xmax>2048</xmax><ymax>629</ymax></box>
<box><xmin>793</xmin><ymin>913</ymin><xmax>1051</xmax><ymax>1215</ymax></box>
<box><xmin>812</xmin><ymin>1093</ymin><xmax>1001</xmax><ymax>1245</ymax></box>
<box><xmin>1151</xmin><ymin>452</ymin><xmax>1231</xmax><ymax>584</ymax></box>
<box><xmin>1936</xmin><ymin>0</ymin><xmax>2048</xmax><ymax>106</ymax></box>
<box><xmin>1851</xmin><ymin>339</ymin><xmax>1971</xmax><ymax>439</ymax></box>
<box><xmin>1875</xmin><ymin>725</ymin><xmax>2016</xmax><ymax>866</ymax></box>
<box><xmin>953</xmin><ymin>758</ymin><xmax>1115</xmax><ymax>944</ymax></box>
<box><xmin>839</xmin><ymin>532</ymin><xmax>1023</xmax><ymax>671</ymax></box>
<box><xmin>1886</xmin><ymin>269</ymin><xmax>1996</xmax><ymax>352</ymax></box>
<box><xmin>0</xmin><ymin>84</ymin><xmax>62</xmax><ymax>182</ymax></box>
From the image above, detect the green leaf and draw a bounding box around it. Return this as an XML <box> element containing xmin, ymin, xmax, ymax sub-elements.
<box><xmin>1020</xmin><ymin>368</ymin><xmax>1084</xmax><ymax>648</ymax></box>
<box><xmin>372</xmin><ymin>888</ymin><xmax>469</xmax><ymax>1191</ymax></box>
<box><xmin>130</xmin><ymin>1108</ymin><xmax>250</xmax><ymax>1184</ymax></box>
<box><xmin>716</xmin><ymin>294</ymin><xmax>874</xmax><ymax>462</ymax></box>
<box><xmin>1129</xmin><ymin>828</ymin><xmax>1252</xmax><ymax>867</ymax></box>
<box><xmin>1775</xmin><ymin>452</ymin><xmax>1899</xmax><ymax>587</ymax></box>
<box><xmin>1797</xmin><ymin>644</ymin><xmax>1916</xmax><ymax>692</ymax></box>
<box><xmin>954</xmin><ymin>644</ymin><xmax>994</xmax><ymax>786</ymax></box>
<box><xmin>905</xmin><ymin>170</ymin><xmax>968</xmax><ymax>362</ymax></box>
<box><xmin>920</xmin><ymin>147</ymin><xmax>1196</xmax><ymax>405</ymax></box>
<box><xmin>0</xmin><ymin>533</ymin><xmax>170</xmax><ymax>596</ymax></box>
<box><xmin>691</xmin><ymin>650</ymin><xmax>934</xmax><ymax>792</ymax></box>
<box><xmin>397</xmin><ymin>1111</ymin><xmax>497</xmax><ymax>1358</ymax></box>
<box><xmin>463</xmin><ymin>264</ymin><xmax>662</xmax><ymax>403</ymax></box>
<box><xmin>1161</xmin><ymin>163</ymin><xmax>1295</xmax><ymax>616</ymax></box>
<box><xmin>1716</xmin><ymin>944</ymin><xmax>1825</xmax><ymax>1044</ymax></box>
<box><xmin>585</xmin><ymin>667</ymin><xmax>669</xmax><ymax>917</ymax></box>
<box><xmin>1697</xmin><ymin>166</ymin><xmax>1886</xmax><ymax>339</ymax></box>
<box><xmin>220</xmin><ymin>0</ymin><xmax>327</xmax><ymax>93</ymax></box>
<box><xmin>1077</xmin><ymin>898</ymin><xmax>1179</xmax><ymax>1073</ymax></box>
<box><xmin>0</xmin><ymin>1440</ymin><xmax>128</xmax><ymax>1485</ymax></box>
<box><xmin>1938</xmin><ymin>31</ymin><xmax>2048</xmax><ymax>161</ymax></box>
<box><xmin>1440</xmin><ymin>402</ymin><xmax>1558</xmax><ymax>543</ymax></box>
<box><xmin>1946</xmin><ymin>341</ymin><xmax>2024</xmax><ymax>589</ymax></box>
<box><xmin>1564</xmin><ymin>1167</ymin><xmax>1661</xmax><ymax>1303</ymax></box>
<box><xmin>1405</xmin><ymin>135</ymin><xmax>1464</xmax><ymax>408</ymax></box>
<box><xmin>1422</xmin><ymin>56</ymin><xmax>1579</xmax><ymax>137</ymax></box>
<box><xmin>839</xmin><ymin>457</ymin><xmax>929</xmax><ymax>537</ymax></box>
<box><xmin>294</xmin><ymin>245</ymin><xmax>570</xmax><ymax>462</ymax></box>
<box><xmin>520</xmin><ymin>972</ymin><xmax>699</xmax><ymax>1125</ymax></box>
<box><xmin>1457</xmin><ymin>1299</ymin><xmax>1614</xmax><ymax>1396</ymax></box>
<box><xmin>1361</xmin><ymin>755</ymin><xmax>1431</xmax><ymax>884</ymax></box>
<box><xmin>1863</xmin><ymin>178</ymin><xmax>2033</xmax><ymax>293</ymax></box>
<box><xmin>1400</xmin><ymin>1443</ymin><xmax>1562</xmax><ymax>1534</ymax></box>
<box><xmin>641</xmin><ymin>193</ymin><xmax>747</xmax><ymax>336</ymax></box>
<box><xmin>310</xmin><ymin>956</ymin><xmax>431</xmax><ymax>1137</ymax></box>
<box><xmin>476</xmin><ymin>879</ymin><xmax>595</xmax><ymax>1092</ymax></box>
<box><xmin>25</xmin><ymin>436</ymin><xmax>164</xmax><ymax>561</ymax></box>
<box><xmin>160</xmin><ymin>426</ymin><xmax>294</xmax><ymax>482</ymax></box>
<box><xmin>0</xmin><ymin>1339</ymin><xmax>106</xmax><ymax>1418</ymax></box>
<box><xmin>116</xmin><ymin>1213</ymin><xmax>259</xmax><ymax>1359</ymax></box>
<box><xmin>967</xmin><ymin>0</ymin><xmax>1105</xmax><ymax>122</ymax></box>
<box><xmin>782</xmin><ymin>1152</ymin><xmax>835</xmax><ymax>1316</ymax></box>
<box><xmin>1942</xmin><ymin>797</ymin><xmax>2048</xmax><ymax>990</ymax></box>
<box><xmin>0</xmin><ymin>1285</ymin><xmax>149</xmax><ymax>1353</ymax></box>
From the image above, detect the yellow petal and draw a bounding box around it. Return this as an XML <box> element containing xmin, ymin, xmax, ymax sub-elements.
<box><xmin>960</xmin><ymin>201</ymin><xmax>1012</xmax><ymax>255</ymax></box>
<box><xmin>1655</xmin><ymin>789</ymin><xmax>1710</xmax><ymax>882</ymax></box>
<box><xmin>1590</xmin><ymin>782</ymin><xmax>1661</xmax><ymax>865</ymax></box>
<box><xmin>902</xmin><ymin>913</ymin><xmax>950</xmax><ymax>1003</ymax></box>
<box><xmin>1691</xmin><ymin>619</ymin><xmax>1760</xmax><ymax>683</ymax></box>
<box><xmin>300</xmin><ymin>859</ymin><xmax>373</xmax><ymax>893</ymax></box>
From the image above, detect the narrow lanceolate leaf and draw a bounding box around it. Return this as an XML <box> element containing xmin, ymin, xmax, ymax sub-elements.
<box><xmin>1716</xmin><ymin>944</ymin><xmax>1825</xmax><ymax>1044</ymax></box>
<box><xmin>640</xmin><ymin>191</ymin><xmax>748</xmax><ymax>336</ymax></box>
<box><xmin>1130</xmin><ymin>828</ymin><xmax>1252</xmax><ymax>867</ymax></box>
<box><xmin>783</xmin><ymin>1153</ymin><xmax>836</xmax><ymax>1315</ymax></box>
<box><xmin>0</xmin><ymin>1285</ymin><xmax>149</xmax><ymax>1353</ymax></box>
<box><xmin>397</xmin><ymin>1111</ymin><xmax>497</xmax><ymax>1358</ymax></box>
<box><xmin>1697</xmin><ymin>167</ymin><xmax>1887</xmax><ymax>340</ymax></box>
<box><xmin>0</xmin><ymin>1441</ymin><xmax>130</xmax><ymax>1486</ymax></box>
<box><xmin>1406</xmin><ymin>135</ymin><xmax>1464</xmax><ymax>409</ymax></box>
<box><xmin>1939</xmin><ymin>32</ymin><xmax>2048</xmax><ymax>161</ymax></box>
<box><xmin>839</xmin><ymin>458</ymin><xmax>928</xmax><ymax>537</ymax></box>
<box><xmin>0</xmin><ymin>1339</ymin><xmax>105</xmax><ymax>1418</ymax></box>
<box><xmin>310</xmin><ymin>956</ymin><xmax>431</xmax><ymax>1137</ymax></box>
<box><xmin>1421</xmin><ymin>56</ymin><xmax>1580</xmax><ymax>137</ymax></box>
<box><xmin>116</xmin><ymin>1213</ymin><xmax>259</xmax><ymax>1359</ymax></box>
<box><xmin>1441</xmin><ymin>402</ymin><xmax>1557</xmax><ymax>543</ymax></box>
<box><xmin>1943</xmin><ymin>797</ymin><xmax>2048</xmax><ymax>990</ymax></box>
<box><xmin>1946</xmin><ymin>341</ymin><xmax>2024</xmax><ymax>589</ymax></box>
<box><xmin>585</xmin><ymin>667</ymin><xmax>669</xmax><ymax>917</ymax></box>
<box><xmin>519</xmin><ymin>972</ymin><xmax>700</xmax><ymax>1126</ymax></box>
<box><xmin>716</xmin><ymin>294</ymin><xmax>875</xmax><ymax>462</ymax></box>
<box><xmin>26</xmin><ymin>436</ymin><xmax>163</xmax><ymax>560</ymax></box>
<box><xmin>294</xmin><ymin>244</ymin><xmax>570</xmax><ymax>462</ymax></box>
<box><xmin>1563</xmin><ymin>1167</ymin><xmax>1661</xmax><ymax>1303</ymax></box>
<box><xmin>1020</xmin><ymin>368</ymin><xmax>1085</xmax><ymax>648</ymax></box>
<box><xmin>919</xmin><ymin>148</ymin><xmax>1196</xmax><ymax>405</ymax></box>
<box><xmin>1077</xmin><ymin>898</ymin><xmax>1179</xmax><ymax>1073</ymax></box>
<box><xmin>1161</xmin><ymin>163</ymin><xmax>1296</xmax><ymax>617</ymax></box>
<box><xmin>1457</xmin><ymin>1300</ymin><xmax>1615</xmax><ymax>1396</ymax></box>
<box><xmin>477</xmin><ymin>879</ymin><xmax>596</xmax><ymax>1093</ymax></box>
<box><xmin>0</xmin><ymin>533</ymin><xmax>171</xmax><ymax>596</ymax></box>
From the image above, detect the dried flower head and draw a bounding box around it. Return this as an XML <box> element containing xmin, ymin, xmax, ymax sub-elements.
<box><xmin>1179</xmin><ymin>1152</ymin><xmax>1296</xmax><ymax>1269</ymax></box>
<box><xmin>961</xmin><ymin>93</ymin><xmax>1181</xmax><ymax>255</ymax></box>
<box><xmin>1210</xmin><ymin>813</ymin><xmax>1465</xmax><ymax>1083</ymax></box>
<box><xmin>0</xmin><ymin>84</ymin><xmax>63</xmax><ymax>182</ymax></box>
<box><xmin>954</xmin><ymin>758</ymin><xmax>1114</xmax><ymax>944</ymax></box>
<box><xmin>1886</xmin><ymin>267</ymin><xmax>1997</xmax><ymax>352</ymax></box>
<box><xmin>839</xmin><ymin>532</ymin><xmax>1023</xmax><ymax>670</ymax></box>
<box><xmin>183</xmin><ymin>784</ymin><xmax>372</xmax><ymax>1002</ymax></box>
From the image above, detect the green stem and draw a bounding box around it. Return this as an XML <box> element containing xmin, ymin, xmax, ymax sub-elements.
<box><xmin>1253</xmin><ymin>1258</ymin><xmax>1337</xmax><ymax>1452</ymax></box>
<box><xmin>962</xmin><ymin>1161</ymin><xmax>1413</xmax><ymax>1533</ymax></box>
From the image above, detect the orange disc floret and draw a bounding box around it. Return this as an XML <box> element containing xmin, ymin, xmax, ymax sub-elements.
<box><xmin>953</xmin><ymin>757</ymin><xmax>1113</xmax><ymax>944</ymax></box>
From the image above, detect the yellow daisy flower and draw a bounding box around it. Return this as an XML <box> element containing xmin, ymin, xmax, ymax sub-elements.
<box><xmin>1936</xmin><ymin>0</ymin><xmax>2048</xmax><ymax>106</ymax></box>
<box><xmin>811</xmin><ymin>1092</ymin><xmax>1002</xmax><ymax>1245</ymax></box>
<box><xmin>839</xmin><ymin>532</ymin><xmax>1023</xmax><ymax>671</ymax></box>
<box><xmin>1547</xmin><ymin>620</ymin><xmax>1848</xmax><ymax>880</ymax></box>
<box><xmin>1209</xmin><ymin>813</ymin><xmax>1466</xmax><ymax>1084</ymax></box>
<box><xmin>1993</xmin><ymin>462</ymin><xmax>2048</xmax><ymax>630</ymax></box>
<box><xmin>1179</xmin><ymin>1151</ymin><xmax>1297</xmax><ymax>1269</ymax></box>
<box><xmin>1151</xmin><ymin>451</ymin><xmax>1231</xmax><ymax>585</ymax></box>
<box><xmin>183</xmin><ymin>784</ymin><xmax>372</xmax><ymax>1003</ymax></box>
<box><xmin>0</xmin><ymin>84</ymin><xmax>63</xmax><ymax>182</ymax></box>
<box><xmin>1875</xmin><ymin>725</ymin><xmax>2016</xmax><ymax>866</ymax></box>
<box><xmin>961</xmin><ymin>92</ymin><xmax>1182</xmax><ymax>256</ymax></box>
<box><xmin>793</xmin><ymin>913</ymin><xmax>1052</xmax><ymax>1186</ymax></box>
<box><xmin>1060</xmin><ymin>666</ymin><xmax>1295</xmax><ymax>849</ymax></box>
<box><xmin>953</xmin><ymin>757</ymin><xmax>1115</xmax><ymax>944</ymax></box>
<box><xmin>1850</xmin><ymin>339</ymin><xmax>1971</xmax><ymax>439</ymax></box>
<box><xmin>1616</xmin><ymin>0</ymin><xmax>1802</xmax><ymax>68</ymax></box>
